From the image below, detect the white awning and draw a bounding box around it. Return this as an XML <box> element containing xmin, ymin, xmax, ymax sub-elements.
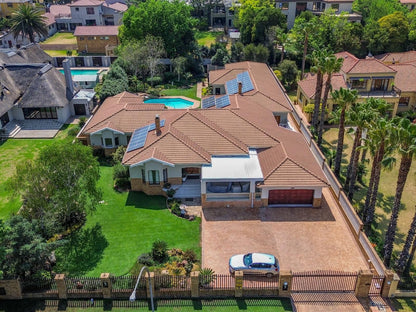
<box><xmin>202</xmin><ymin>149</ymin><xmax>263</xmax><ymax>181</ymax></box>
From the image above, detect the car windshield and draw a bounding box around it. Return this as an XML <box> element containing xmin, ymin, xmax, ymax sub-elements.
<box><xmin>243</xmin><ymin>253</ymin><xmax>252</xmax><ymax>266</ymax></box>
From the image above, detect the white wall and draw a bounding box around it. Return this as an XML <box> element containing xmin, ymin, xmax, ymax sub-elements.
<box><xmin>57</xmin><ymin>105</ymin><xmax>71</xmax><ymax>123</ymax></box>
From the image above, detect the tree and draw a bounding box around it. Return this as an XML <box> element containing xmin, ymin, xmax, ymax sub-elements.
<box><xmin>330</xmin><ymin>88</ymin><xmax>358</xmax><ymax>177</ymax></box>
<box><xmin>0</xmin><ymin>216</ymin><xmax>60</xmax><ymax>279</ymax></box>
<box><xmin>173</xmin><ymin>57</ymin><xmax>187</xmax><ymax>82</ymax></box>
<box><xmin>235</xmin><ymin>0</ymin><xmax>286</xmax><ymax>45</ymax></box>
<box><xmin>10</xmin><ymin>141</ymin><xmax>101</xmax><ymax>237</ymax></box>
<box><xmin>396</xmin><ymin>207</ymin><xmax>416</xmax><ymax>274</ymax></box>
<box><xmin>98</xmin><ymin>64</ymin><xmax>129</xmax><ymax>101</ymax></box>
<box><xmin>142</xmin><ymin>36</ymin><xmax>166</xmax><ymax>86</ymax></box>
<box><xmin>211</xmin><ymin>45</ymin><xmax>230</xmax><ymax>66</ymax></box>
<box><xmin>120</xmin><ymin>0</ymin><xmax>196</xmax><ymax>57</ymax></box>
<box><xmin>378</xmin><ymin>12</ymin><xmax>409</xmax><ymax>52</ymax></box>
<box><xmin>10</xmin><ymin>4</ymin><xmax>48</xmax><ymax>43</ymax></box>
<box><xmin>119</xmin><ymin>40</ymin><xmax>148</xmax><ymax>78</ymax></box>
<box><xmin>362</xmin><ymin>20</ymin><xmax>390</xmax><ymax>54</ymax></box>
<box><xmin>277</xmin><ymin>60</ymin><xmax>298</xmax><ymax>91</ymax></box>
<box><xmin>242</xmin><ymin>43</ymin><xmax>269</xmax><ymax>63</ymax></box>
<box><xmin>383</xmin><ymin>118</ymin><xmax>416</xmax><ymax>267</ymax></box>
<box><xmin>275</xmin><ymin>27</ymin><xmax>288</xmax><ymax>63</ymax></box>
<box><xmin>353</xmin><ymin>0</ymin><xmax>407</xmax><ymax>23</ymax></box>
<box><xmin>231</xmin><ymin>42</ymin><xmax>245</xmax><ymax>62</ymax></box>
<box><xmin>317</xmin><ymin>54</ymin><xmax>344</xmax><ymax>147</ymax></box>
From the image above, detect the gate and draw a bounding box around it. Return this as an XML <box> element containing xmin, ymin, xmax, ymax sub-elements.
<box><xmin>292</xmin><ymin>270</ymin><xmax>358</xmax><ymax>293</ymax></box>
<box><xmin>369</xmin><ymin>275</ymin><xmax>384</xmax><ymax>295</ymax></box>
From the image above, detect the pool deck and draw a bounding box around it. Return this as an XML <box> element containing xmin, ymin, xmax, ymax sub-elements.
<box><xmin>158</xmin><ymin>96</ymin><xmax>201</xmax><ymax>109</ymax></box>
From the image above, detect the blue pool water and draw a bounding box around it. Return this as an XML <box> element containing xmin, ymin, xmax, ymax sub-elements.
<box><xmin>144</xmin><ymin>98</ymin><xmax>194</xmax><ymax>109</ymax></box>
<box><xmin>59</xmin><ymin>69</ymin><xmax>99</xmax><ymax>76</ymax></box>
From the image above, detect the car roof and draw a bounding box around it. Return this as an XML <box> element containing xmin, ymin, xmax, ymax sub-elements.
<box><xmin>251</xmin><ymin>253</ymin><xmax>276</xmax><ymax>264</ymax></box>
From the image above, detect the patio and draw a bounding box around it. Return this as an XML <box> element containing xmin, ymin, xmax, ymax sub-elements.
<box><xmin>2</xmin><ymin>119</ymin><xmax>63</xmax><ymax>139</ymax></box>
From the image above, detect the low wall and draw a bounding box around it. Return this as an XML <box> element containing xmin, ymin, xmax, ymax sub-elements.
<box><xmin>40</xmin><ymin>43</ymin><xmax>77</xmax><ymax>50</ymax></box>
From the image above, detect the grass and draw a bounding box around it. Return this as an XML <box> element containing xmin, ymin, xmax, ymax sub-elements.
<box><xmin>161</xmin><ymin>84</ymin><xmax>200</xmax><ymax>101</ymax></box>
<box><xmin>322</xmin><ymin>128</ymin><xmax>416</xmax><ymax>267</ymax></box>
<box><xmin>389</xmin><ymin>298</ymin><xmax>416</xmax><ymax>311</ymax></box>
<box><xmin>43</xmin><ymin>50</ymin><xmax>78</xmax><ymax>57</ymax></box>
<box><xmin>0</xmin><ymin>299</ymin><xmax>293</xmax><ymax>311</ymax></box>
<box><xmin>54</xmin><ymin>165</ymin><xmax>201</xmax><ymax>277</ymax></box>
<box><xmin>42</xmin><ymin>32</ymin><xmax>76</xmax><ymax>45</ymax></box>
<box><xmin>0</xmin><ymin>124</ymin><xmax>79</xmax><ymax>220</ymax></box>
<box><xmin>195</xmin><ymin>31</ymin><xmax>224</xmax><ymax>47</ymax></box>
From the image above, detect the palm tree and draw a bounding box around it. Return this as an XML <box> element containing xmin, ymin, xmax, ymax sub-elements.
<box><xmin>10</xmin><ymin>4</ymin><xmax>48</xmax><ymax>43</ymax></box>
<box><xmin>330</xmin><ymin>88</ymin><xmax>358</xmax><ymax>177</ymax></box>
<box><xmin>275</xmin><ymin>28</ymin><xmax>288</xmax><ymax>64</ymax></box>
<box><xmin>383</xmin><ymin>118</ymin><xmax>416</xmax><ymax>267</ymax></box>
<box><xmin>317</xmin><ymin>54</ymin><xmax>344</xmax><ymax>147</ymax></box>
<box><xmin>362</xmin><ymin>118</ymin><xmax>394</xmax><ymax>233</ymax></box>
<box><xmin>310</xmin><ymin>49</ymin><xmax>330</xmax><ymax>130</ymax></box>
<box><xmin>396</xmin><ymin>207</ymin><xmax>416</xmax><ymax>274</ymax></box>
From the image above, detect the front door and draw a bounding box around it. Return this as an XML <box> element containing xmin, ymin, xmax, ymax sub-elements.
<box><xmin>74</xmin><ymin>104</ymin><xmax>86</xmax><ymax>115</ymax></box>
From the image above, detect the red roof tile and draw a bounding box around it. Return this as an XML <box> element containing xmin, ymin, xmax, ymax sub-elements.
<box><xmin>389</xmin><ymin>64</ymin><xmax>416</xmax><ymax>92</ymax></box>
<box><xmin>69</xmin><ymin>0</ymin><xmax>103</xmax><ymax>6</ymax></box>
<box><xmin>74</xmin><ymin>26</ymin><xmax>119</xmax><ymax>36</ymax></box>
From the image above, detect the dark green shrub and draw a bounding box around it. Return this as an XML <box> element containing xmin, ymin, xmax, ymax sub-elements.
<box><xmin>92</xmin><ymin>147</ymin><xmax>105</xmax><ymax>159</ymax></box>
<box><xmin>199</xmin><ymin>268</ymin><xmax>216</xmax><ymax>287</ymax></box>
<box><xmin>137</xmin><ymin>253</ymin><xmax>154</xmax><ymax>266</ymax></box>
<box><xmin>151</xmin><ymin>240</ymin><xmax>168</xmax><ymax>263</ymax></box>
<box><xmin>113</xmin><ymin>163</ymin><xmax>129</xmax><ymax>180</ymax></box>
<box><xmin>183</xmin><ymin>249</ymin><xmax>198</xmax><ymax>263</ymax></box>
<box><xmin>112</xmin><ymin>146</ymin><xmax>126</xmax><ymax>164</ymax></box>
<box><xmin>67</xmin><ymin>126</ymin><xmax>81</xmax><ymax>137</ymax></box>
<box><xmin>166</xmin><ymin>188</ymin><xmax>176</xmax><ymax>198</ymax></box>
<box><xmin>114</xmin><ymin>178</ymin><xmax>130</xmax><ymax>189</ymax></box>
<box><xmin>78</xmin><ymin>116</ymin><xmax>87</xmax><ymax>128</ymax></box>
<box><xmin>171</xmin><ymin>202</ymin><xmax>181</xmax><ymax>216</ymax></box>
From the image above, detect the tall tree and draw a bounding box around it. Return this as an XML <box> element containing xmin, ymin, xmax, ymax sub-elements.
<box><xmin>378</xmin><ymin>12</ymin><xmax>409</xmax><ymax>52</ymax></box>
<box><xmin>275</xmin><ymin>27</ymin><xmax>288</xmax><ymax>63</ymax></box>
<box><xmin>173</xmin><ymin>57</ymin><xmax>187</xmax><ymax>82</ymax></box>
<box><xmin>383</xmin><ymin>118</ymin><xmax>416</xmax><ymax>267</ymax></box>
<box><xmin>396</xmin><ymin>207</ymin><xmax>416</xmax><ymax>274</ymax></box>
<box><xmin>330</xmin><ymin>87</ymin><xmax>358</xmax><ymax>177</ymax></box>
<box><xmin>10</xmin><ymin>3</ymin><xmax>48</xmax><ymax>43</ymax></box>
<box><xmin>142</xmin><ymin>36</ymin><xmax>165</xmax><ymax>86</ymax></box>
<box><xmin>97</xmin><ymin>63</ymin><xmax>129</xmax><ymax>101</ymax></box>
<box><xmin>317</xmin><ymin>54</ymin><xmax>343</xmax><ymax>147</ymax></box>
<box><xmin>310</xmin><ymin>49</ymin><xmax>329</xmax><ymax>130</ymax></box>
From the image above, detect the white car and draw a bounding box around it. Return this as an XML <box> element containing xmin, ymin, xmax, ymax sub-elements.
<box><xmin>229</xmin><ymin>253</ymin><xmax>279</xmax><ymax>277</ymax></box>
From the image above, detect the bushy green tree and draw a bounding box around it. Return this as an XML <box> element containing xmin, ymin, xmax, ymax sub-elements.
<box><xmin>120</xmin><ymin>0</ymin><xmax>196</xmax><ymax>57</ymax></box>
<box><xmin>10</xmin><ymin>142</ymin><xmax>101</xmax><ymax>237</ymax></box>
<box><xmin>98</xmin><ymin>64</ymin><xmax>129</xmax><ymax>101</ymax></box>
<box><xmin>211</xmin><ymin>45</ymin><xmax>230</xmax><ymax>66</ymax></box>
<box><xmin>378</xmin><ymin>11</ymin><xmax>409</xmax><ymax>52</ymax></box>
<box><xmin>242</xmin><ymin>43</ymin><xmax>269</xmax><ymax>63</ymax></box>
<box><xmin>353</xmin><ymin>0</ymin><xmax>407</xmax><ymax>23</ymax></box>
<box><xmin>277</xmin><ymin>60</ymin><xmax>298</xmax><ymax>90</ymax></box>
<box><xmin>231</xmin><ymin>42</ymin><xmax>245</xmax><ymax>62</ymax></box>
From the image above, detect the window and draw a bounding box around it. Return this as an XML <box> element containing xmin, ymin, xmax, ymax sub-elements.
<box><xmin>127</xmin><ymin>135</ymin><xmax>131</xmax><ymax>143</ymax></box>
<box><xmin>86</xmin><ymin>7</ymin><xmax>95</xmax><ymax>14</ymax></box>
<box><xmin>332</xmin><ymin>3</ymin><xmax>339</xmax><ymax>11</ymax></box>
<box><xmin>104</xmin><ymin>138</ymin><xmax>112</xmax><ymax>147</ymax></box>
<box><xmin>280</xmin><ymin>2</ymin><xmax>289</xmax><ymax>10</ymax></box>
<box><xmin>399</xmin><ymin>97</ymin><xmax>410</xmax><ymax>106</ymax></box>
<box><xmin>351</xmin><ymin>79</ymin><xmax>367</xmax><ymax>89</ymax></box>
<box><xmin>23</xmin><ymin>107</ymin><xmax>57</xmax><ymax>119</ymax></box>
<box><xmin>80</xmin><ymin>37</ymin><xmax>85</xmax><ymax>41</ymax></box>
<box><xmin>115</xmin><ymin>137</ymin><xmax>119</xmax><ymax>146</ymax></box>
<box><xmin>88</xmin><ymin>36</ymin><xmax>94</xmax><ymax>40</ymax></box>
<box><xmin>215</xmin><ymin>88</ymin><xmax>221</xmax><ymax>95</ymax></box>
<box><xmin>141</xmin><ymin>169</ymin><xmax>146</xmax><ymax>183</ymax></box>
<box><xmin>75</xmin><ymin>7</ymin><xmax>79</xmax><ymax>11</ymax></box>
<box><xmin>148</xmin><ymin>170</ymin><xmax>160</xmax><ymax>185</ymax></box>
<box><xmin>7</xmin><ymin>3</ymin><xmax>13</xmax><ymax>7</ymax></box>
<box><xmin>163</xmin><ymin>168</ymin><xmax>168</xmax><ymax>183</ymax></box>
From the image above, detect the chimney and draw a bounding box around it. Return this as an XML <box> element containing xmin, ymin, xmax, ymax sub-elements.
<box><xmin>238</xmin><ymin>82</ymin><xmax>242</xmax><ymax>95</ymax></box>
<box><xmin>155</xmin><ymin>114</ymin><xmax>161</xmax><ymax>136</ymax></box>
<box><xmin>63</xmin><ymin>58</ymin><xmax>74</xmax><ymax>100</ymax></box>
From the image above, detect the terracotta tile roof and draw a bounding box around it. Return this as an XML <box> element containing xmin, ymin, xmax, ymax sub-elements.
<box><xmin>389</xmin><ymin>64</ymin><xmax>416</xmax><ymax>92</ymax></box>
<box><xmin>298</xmin><ymin>73</ymin><xmax>347</xmax><ymax>99</ymax></box>
<box><xmin>43</xmin><ymin>12</ymin><xmax>56</xmax><ymax>26</ymax></box>
<box><xmin>375</xmin><ymin>51</ymin><xmax>416</xmax><ymax>64</ymax></box>
<box><xmin>347</xmin><ymin>59</ymin><xmax>396</xmax><ymax>74</ymax></box>
<box><xmin>336</xmin><ymin>51</ymin><xmax>359</xmax><ymax>73</ymax></box>
<box><xmin>49</xmin><ymin>5</ymin><xmax>71</xmax><ymax>17</ymax></box>
<box><xmin>69</xmin><ymin>0</ymin><xmax>103</xmax><ymax>6</ymax></box>
<box><xmin>103</xmin><ymin>1</ymin><xmax>127</xmax><ymax>11</ymax></box>
<box><xmin>400</xmin><ymin>0</ymin><xmax>416</xmax><ymax>3</ymax></box>
<box><xmin>74</xmin><ymin>26</ymin><xmax>119</xmax><ymax>36</ymax></box>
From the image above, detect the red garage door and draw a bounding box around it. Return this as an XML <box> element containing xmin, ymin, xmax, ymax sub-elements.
<box><xmin>268</xmin><ymin>189</ymin><xmax>314</xmax><ymax>205</ymax></box>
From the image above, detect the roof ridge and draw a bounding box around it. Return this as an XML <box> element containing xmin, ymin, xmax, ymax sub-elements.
<box><xmin>257</xmin><ymin>90</ymin><xmax>292</xmax><ymax>111</ymax></box>
<box><xmin>186</xmin><ymin>110</ymin><xmax>248</xmax><ymax>153</ymax></box>
<box><xmin>169</xmin><ymin>127</ymin><xmax>211</xmax><ymax>162</ymax></box>
<box><xmin>263</xmin><ymin>154</ymin><xmax>287</xmax><ymax>180</ymax></box>
<box><xmin>284</xmin><ymin>157</ymin><xmax>328</xmax><ymax>185</ymax></box>
<box><xmin>210</xmin><ymin>68</ymin><xmax>233</xmax><ymax>84</ymax></box>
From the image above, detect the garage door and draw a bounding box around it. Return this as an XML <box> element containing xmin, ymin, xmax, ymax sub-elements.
<box><xmin>268</xmin><ymin>189</ymin><xmax>314</xmax><ymax>205</ymax></box>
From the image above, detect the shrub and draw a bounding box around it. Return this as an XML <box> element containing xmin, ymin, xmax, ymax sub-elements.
<box><xmin>171</xmin><ymin>201</ymin><xmax>181</xmax><ymax>216</ymax></box>
<box><xmin>183</xmin><ymin>249</ymin><xmax>198</xmax><ymax>263</ymax></box>
<box><xmin>67</xmin><ymin>126</ymin><xmax>80</xmax><ymax>137</ymax></box>
<box><xmin>112</xmin><ymin>146</ymin><xmax>126</xmax><ymax>164</ymax></box>
<box><xmin>78</xmin><ymin>116</ymin><xmax>87</xmax><ymax>128</ymax></box>
<box><xmin>92</xmin><ymin>147</ymin><xmax>105</xmax><ymax>159</ymax></box>
<box><xmin>166</xmin><ymin>188</ymin><xmax>176</xmax><ymax>198</ymax></box>
<box><xmin>303</xmin><ymin>103</ymin><xmax>315</xmax><ymax>114</ymax></box>
<box><xmin>163</xmin><ymin>182</ymin><xmax>171</xmax><ymax>189</ymax></box>
<box><xmin>199</xmin><ymin>268</ymin><xmax>216</xmax><ymax>287</ymax></box>
<box><xmin>114</xmin><ymin>178</ymin><xmax>130</xmax><ymax>189</ymax></box>
<box><xmin>138</xmin><ymin>253</ymin><xmax>154</xmax><ymax>266</ymax></box>
<box><xmin>152</xmin><ymin>240</ymin><xmax>168</xmax><ymax>263</ymax></box>
<box><xmin>113</xmin><ymin>163</ymin><xmax>129</xmax><ymax>180</ymax></box>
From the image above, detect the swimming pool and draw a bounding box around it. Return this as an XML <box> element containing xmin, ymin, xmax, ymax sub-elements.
<box><xmin>59</xmin><ymin>69</ymin><xmax>100</xmax><ymax>76</ymax></box>
<box><xmin>144</xmin><ymin>98</ymin><xmax>194</xmax><ymax>109</ymax></box>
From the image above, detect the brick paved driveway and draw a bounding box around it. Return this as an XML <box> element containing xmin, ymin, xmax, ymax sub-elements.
<box><xmin>201</xmin><ymin>188</ymin><xmax>369</xmax><ymax>274</ymax></box>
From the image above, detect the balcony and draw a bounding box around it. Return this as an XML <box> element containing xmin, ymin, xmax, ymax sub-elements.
<box><xmin>357</xmin><ymin>87</ymin><xmax>401</xmax><ymax>98</ymax></box>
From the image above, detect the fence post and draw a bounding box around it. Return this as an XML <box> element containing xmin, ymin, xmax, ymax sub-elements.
<box><xmin>100</xmin><ymin>273</ymin><xmax>112</xmax><ymax>299</ymax></box>
<box><xmin>55</xmin><ymin>274</ymin><xmax>67</xmax><ymax>299</ymax></box>
<box><xmin>355</xmin><ymin>269</ymin><xmax>373</xmax><ymax>297</ymax></box>
<box><xmin>0</xmin><ymin>279</ymin><xmax>22</xmax><ymax>300</ymax></box>
<box><xmin>146</xmin><ymin>272</ymin><xmax>155</xmax><ymax>299</ymax></box>
<box><xmin>381</xmin><ymin>270</ymin><xmax>399</xmax><ymax>298</ymax></box>
<box><xmin>278</xmin><ymin>271</ymin><xmax>292</xmax><ymax>297</ymax></box>
<box><xmin>190</xmin><ymin>271</ymin><xmax>200</xmax><ymax>298</ymax></box>
<box><xmin>234</xmin><ymin>271</ymin><xmax>243</xmax><ymax>298</ymax></box>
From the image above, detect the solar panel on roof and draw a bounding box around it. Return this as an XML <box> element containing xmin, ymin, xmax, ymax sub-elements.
<box><xmin>237</xmin><ymin>71</ymin><xmax>254</xmax><ymax>93</ymax></box>
<box><xmin>127</xmin><ymin>126</ymin><xmax>149</xmax><ymax>152</ymax></box>
<box><xmin>215</xmin><ymin>95</ymin><xmax>230</xmax><ymax>108</ymax></box>
<box><xmin>202</xmin><ymin>96</ymin><xmax>215</xmax><ymax>109</ymax></box>
<box><xmin>226</xmin><ymin>79</ymin><xmax>238</xmax><ymax>95</ymax></box>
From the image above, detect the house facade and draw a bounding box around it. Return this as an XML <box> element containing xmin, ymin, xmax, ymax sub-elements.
<box><xmin>296</xmin><ymin>51</ymin><xmax>415</xmax><ymax>119</ymax></box>
<box><xmin>79</xmin><ymin>62</ymin><xmax>328</xmax><ymax>208</ymax></box>
<box><xmin>276</xmin><ymin>0</ymin><xmax>361</xmax><ymax>28</ymax></box>
<box><xmin>0</xmin><ymin>0</ymin><xmax>31</xmax><ymax>18</ymax></box>
<box><xmin>400</xmin><ymin>0</ymin><xmax>416</xmax><ymax>10</ymax></box>
<box><xmin>74</xmin><ymin>25</ymin><xmax>119</xmax><ymax>54</ymax></box>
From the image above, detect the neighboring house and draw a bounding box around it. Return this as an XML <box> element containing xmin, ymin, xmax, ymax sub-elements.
<box><xmin>296</xmin><ymin>51</ymin><xmax>411</xmax><ymax>120</ymax></box>
<box><xmin>209</xmin><ymin>0</ymin><xmax>236</xmax><ymax>29</ymax></box>
<box><xmin>0</xmin><ymin>0</ymin><xmax>31</xmax><ymax>18</ymax></box>
<box><xmin>78</xmin><ymin>62</ymin><xmax>329</xmax><ymax>209</ymax></box>
<box><xmin>400</xmin><ymin>0</ymin><xmax>416</xmax><ymax>10</ymax></box>
<box><xmin>0</xmin><ymin>45</ymin><xmax>94</xmax><ymax>131</ymax></box>
<box><xmin>0</xmin><ymin>30</ymin><xmax>32</xmax><ymax>48</ymax></box>
<box><xmin>74</xmin><ymin>25</ymin><xmax>119</xmax><ymax>55</ymax></box>
<box><xmin>43</xmin><ymin>12</ymin><xmax>58</xmax><ymax>37</ymax></box>
<box><xmin>276</xmin><ymin>0</ymin><xmax>361</xmax><ymax>29</ymax></box>
<box><xmin>51</xmin><ymin>0</ymin><xmax>126</xmax><ymax>31</ymax></box>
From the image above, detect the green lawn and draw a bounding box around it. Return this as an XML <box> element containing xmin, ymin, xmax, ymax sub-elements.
<box><xmin>195</xmin><ymin>31</ymin><xmax>223</xmax><ymax>47</ymax></box>
<box><xmin>54</xmin><ymin>165</ymin><xmax>201</xmax><ymax>277</ymax></box>
<box><xmin>162</xmin><ymin>84</ymin><xmax>200</xmax><ymax>101</ymax></box>
<box><xmin>388</xmin><ymin>298</ymin><xmax>416</xmax><ymax>311</ymax></box>
<box><xmin>322</xmin><ymin>128</ymin><xmax>416</xmax><ymax>265</ymax></box>
<box><xmin>42</xmin><ymin>32</ymin><xmax>76</xmax><ymax>45</ymax></box>
<box><xmin>0</xmin><ymin>299</ymin><xmax>293</xmax><ymax>312</ymax></box>
<box><xmin>44</xmin><ymin>50</ymin><xmax>78</xmax><ymax>57</ymax></box>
